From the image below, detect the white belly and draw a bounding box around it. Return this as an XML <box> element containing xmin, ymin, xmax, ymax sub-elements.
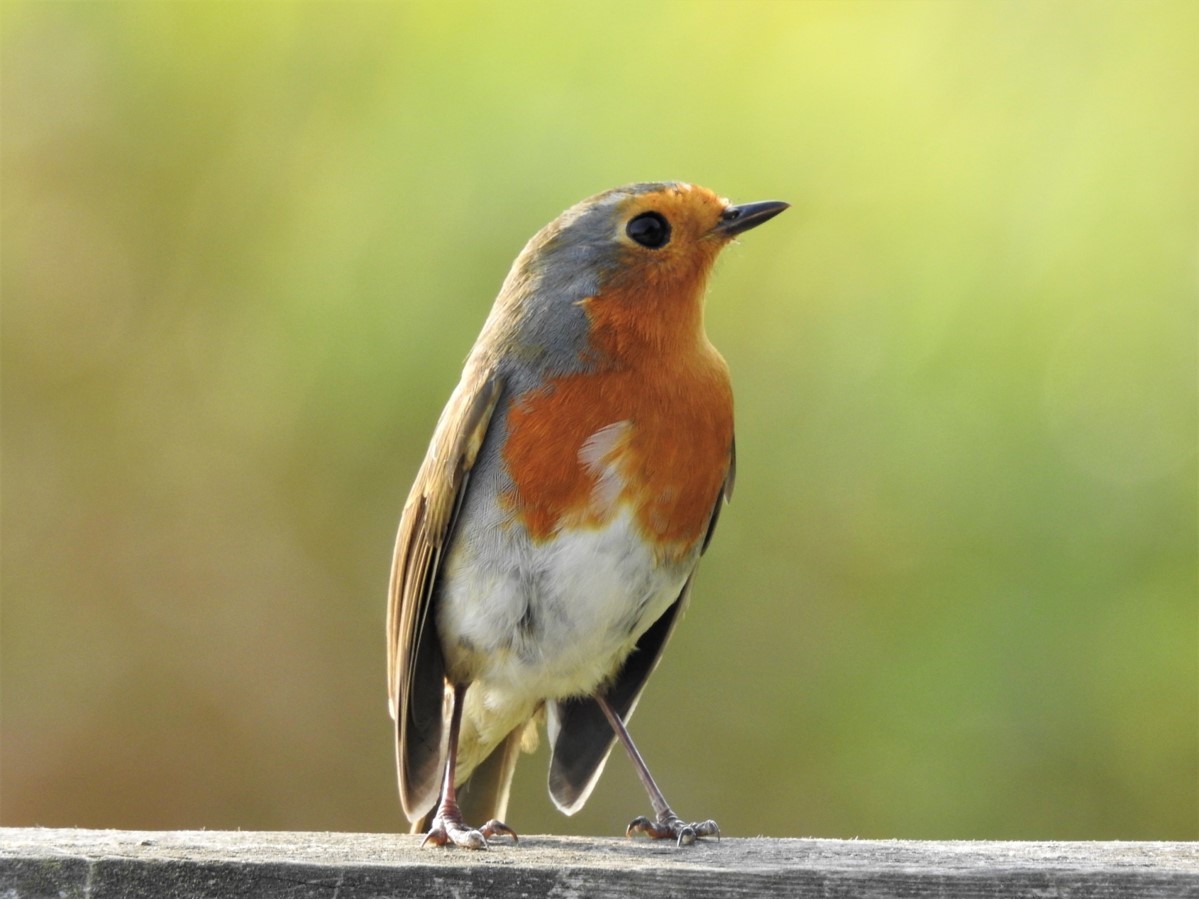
<box><xmin>438</xmin><ymin>505</ymin><xmax>693</xmax><ymax>704</ymax></box>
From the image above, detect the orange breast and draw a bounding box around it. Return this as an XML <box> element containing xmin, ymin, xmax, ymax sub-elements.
<box><xmin>501</xmin><ymin>303</ymin><xmax>733</xmax><ymax>560</ymax></box>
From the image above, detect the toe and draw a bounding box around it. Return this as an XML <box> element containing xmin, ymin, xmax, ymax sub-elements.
<box><xmin>694</xmin><ymin>819</ymin><xmax>720</xmax><ymax>839</ymax></box>
<box><xmin>449</xmin><ymin>826</ymin><xmax>488</xmax><ymax>850</ymax></box>
<box><xmin>421</xmin><ymin>819</ymin><xmax>490</xmax><ymax>850</ymax></box>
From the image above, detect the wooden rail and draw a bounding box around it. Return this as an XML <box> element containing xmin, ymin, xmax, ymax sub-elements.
<box><xmin>1</xmin><ymin>827</ymin><xmax>1195</xmax><ymax>898</ymax></box>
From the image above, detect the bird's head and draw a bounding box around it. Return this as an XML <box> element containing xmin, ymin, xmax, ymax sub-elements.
<box><xmin>483</xmin><ymin>182</ymin><xmax>787</xmax><ymax>369</ymax></box>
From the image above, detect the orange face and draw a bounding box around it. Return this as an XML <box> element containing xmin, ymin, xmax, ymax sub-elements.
<box><xmin>583</xmin><ymin>184</ymin><xmax>737</xmax><ymax>360</ymax></box>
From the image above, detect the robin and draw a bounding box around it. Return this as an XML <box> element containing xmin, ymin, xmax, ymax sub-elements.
<box><xmin>387</xmin><ymin>181</ymin><xmax>787</xmax><ymax>849</ymax></box>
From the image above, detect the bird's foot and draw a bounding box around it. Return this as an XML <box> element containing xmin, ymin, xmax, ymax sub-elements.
<box><xmin>421</xmin><ymin>810</ymin><xmax>517</xmax><ymax>850</ymax></box>
<box><xmin>626</xmin><ymin>812</ymin><xmax>720</xmax><ymax>847</ymax></box>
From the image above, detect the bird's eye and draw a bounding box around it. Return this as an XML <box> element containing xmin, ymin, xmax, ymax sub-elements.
<box><xmin>626</xmin><ymin>212</ymin><xmax>671</xmax><ymax>249</ymax></box>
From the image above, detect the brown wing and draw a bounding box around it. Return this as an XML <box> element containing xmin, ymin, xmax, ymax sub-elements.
<box><xmin>547</xmin><ymin>437</ymin><xmax>735</xmax><ymax>813</ymax></box>
<box><xmin>387</xmin><ymin>367</ymin><xmax>503</xmax><ymax>822</ymax></box>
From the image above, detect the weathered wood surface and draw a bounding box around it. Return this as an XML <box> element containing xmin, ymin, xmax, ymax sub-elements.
<box><xmin>1</xmin><ymin>827</ymin><xmax>1195</xmax><ymax>898</ymax></box>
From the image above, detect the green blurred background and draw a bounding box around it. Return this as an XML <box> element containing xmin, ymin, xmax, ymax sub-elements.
<box><xmin>2</xmin><ymin>0</ymin><xmax>1195</xmax><ymax>841</ymax></box>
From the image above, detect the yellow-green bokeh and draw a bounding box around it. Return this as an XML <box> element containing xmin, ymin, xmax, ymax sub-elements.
<box><xmin>2</xmin><ymin>0</ymin><xmax>1195</xmax><ymax>839</ymax></box>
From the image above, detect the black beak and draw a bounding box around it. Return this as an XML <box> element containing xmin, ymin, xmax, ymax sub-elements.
<box><xmin>713</xmin><ymin>199</ymin><xmax>790</xmax><ymax>237</ymax></box>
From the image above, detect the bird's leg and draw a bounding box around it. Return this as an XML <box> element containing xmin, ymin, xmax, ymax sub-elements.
<box><xmin>594</xmin><ymin>693</ymin><xmax>720</xmax><ymax>846</ymax></box>
<box><xmin>422</xmin><ymin>683</ymin><xmax>517</xmax><ymax>850</ymax></box>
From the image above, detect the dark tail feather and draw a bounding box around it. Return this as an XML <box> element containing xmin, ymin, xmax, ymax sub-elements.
<box><xmin>547</xmin><ymin>695</ymin><xmax>618</xmax><ymax>814</ymax></box>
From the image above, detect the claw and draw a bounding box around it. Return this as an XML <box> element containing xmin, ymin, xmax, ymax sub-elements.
<box><xmin>625</xmin><ymin>812</ymin><xmax>719</xmax><ymax>845</ymax></box>
<box><xmin>626</xmin><ymin>815</ymin><xmax>656</xmax><ymax>838</ymax></box>
<box><xmin>480</xmin><ymin>819</ymin><xmax>519</xmax><ymax>844</ymax></box>
<box><xmin>422</xmin><ymin>814</ymin><xmax>517</xmax><ymax>850</ymax></box>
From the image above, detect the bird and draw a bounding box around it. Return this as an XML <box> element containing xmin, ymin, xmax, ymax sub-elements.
<box><xmin>387</xmin><ymin>181</ymin><xmax>787</xmax><ymax>849</ymax></box>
